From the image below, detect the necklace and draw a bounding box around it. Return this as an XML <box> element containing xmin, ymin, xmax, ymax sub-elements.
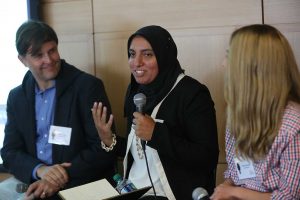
<box><xmin>135</xmin><ymin>136</ymin><xmax>144</xmax><ymax>159</ymax></box>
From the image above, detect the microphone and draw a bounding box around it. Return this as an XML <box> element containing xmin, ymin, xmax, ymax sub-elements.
<box><xmin>133</xmin><ymin>93</ymin><xmax>146</xmax><ymax>114</ymax></box>
<box><xmin>192</xmin><ymin>187</ymin><xmax>210</xmax><ymax>200</ymax></box>
<box><xmin>133</xmin><ymin>93</ymin><xmax>147</xmax><ymax>149</ymax></box>
<box><xmin>133</xmin><ymin>93</ymin><xmax>157</xmax><ymax>198</ymax></box>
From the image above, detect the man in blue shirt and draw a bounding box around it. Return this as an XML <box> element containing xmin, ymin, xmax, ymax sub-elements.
<box><xmin>1</xmin><ymin>20</ymin><xmax>116</xmax><ymax>199</ymax></box>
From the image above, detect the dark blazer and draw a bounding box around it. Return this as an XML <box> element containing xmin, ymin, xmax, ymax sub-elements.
<box><xmin>1</xmin><ymin>60</ymin><xmax>116</xmax><ymax>189</ymax></box>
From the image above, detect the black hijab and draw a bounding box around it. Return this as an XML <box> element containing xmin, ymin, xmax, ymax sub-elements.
<box><xmin>124</xmin><ymin>25</ymin><xmax>184</xmax><ymax>132</ymax></box>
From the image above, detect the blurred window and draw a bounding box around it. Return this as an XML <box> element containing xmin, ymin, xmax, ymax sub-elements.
<box><xmin>0</xmin><ymin>1</ymin><xmax>28</xmax><ymax>163</ymax></box>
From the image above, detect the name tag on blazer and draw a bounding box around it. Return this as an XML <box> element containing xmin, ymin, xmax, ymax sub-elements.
<box><xmin>48</xmin><ymin>125</ymin><xmax>72</xmax><ymax>145</ymax></box>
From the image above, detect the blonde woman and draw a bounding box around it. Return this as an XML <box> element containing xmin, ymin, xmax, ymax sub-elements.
<box><xmin>211</xmin><ymin>24</ymin><xmax>300</xmax><ymax>200</ymax></box>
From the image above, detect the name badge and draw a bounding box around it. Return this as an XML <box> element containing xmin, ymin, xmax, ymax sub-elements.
<box><xmin>234</xmin><ymin>156</ymin><xmax>256</xmax><ymax>180</ymax></box>
<box><xmin>48</xmin><ymin>125</ymin><xmax>72</xmax><ymax>145</ymax></box>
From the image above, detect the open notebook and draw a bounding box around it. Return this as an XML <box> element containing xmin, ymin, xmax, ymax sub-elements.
<box><xmin>58</xmin><ymin>179</ymin><xmax>151</xmax><ymax>200</ymax></box>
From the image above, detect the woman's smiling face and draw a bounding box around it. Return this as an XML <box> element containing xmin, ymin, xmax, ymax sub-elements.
<box><xmin>128</xmin><ymin>36</ymin><xmax>159</xmax><ymax>85</ymax></box>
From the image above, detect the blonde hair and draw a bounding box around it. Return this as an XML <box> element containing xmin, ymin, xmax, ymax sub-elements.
<box><xmin>224</xmin><ymin>24</ymin><xmax>300</xmax><ymax>160</ymax></box>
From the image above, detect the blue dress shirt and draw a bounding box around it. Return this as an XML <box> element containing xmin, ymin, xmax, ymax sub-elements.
<box><xmin>32</xmin><ymin>82</ymin><xmax>56</xmax><ymax>179</ymax></box>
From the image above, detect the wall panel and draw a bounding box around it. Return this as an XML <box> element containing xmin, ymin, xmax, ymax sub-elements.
<box><xmin>93</xmin><ymin>0</ymin><xmax>261</xmax><ymax>33</ymax></box>
<box><xmin>41</xmin><ymin>0</ymin><xmax>95</xmax><ymax>75</ymax></box>
<box><xmin>264</xmin><ymin>0</ymin><xmax>300</xmax><ymax>24</ymax></box>
<box><xmin>58</xmin><ymin>34</ymin><xmax>95</xmax><ymax>75</ymax></box>
<box><xmin>264</xmin><ymin>0</ymin><xmax>300</xmax><ymax>68</ymax></box>
<box><xmin>42</xmin><ymin>0</ymin><xmax>93</xmax><ymax>34</ymax></box>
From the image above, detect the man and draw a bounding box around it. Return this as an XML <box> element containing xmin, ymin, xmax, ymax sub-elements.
<box><xmin>1</xmin><ymin>20</ymin><xmax>116</xmax><ymax>199</ymax></box>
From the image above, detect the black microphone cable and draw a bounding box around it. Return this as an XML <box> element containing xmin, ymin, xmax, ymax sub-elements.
<box><xmin>142</xmin><ymin>143</ymin><xmax>157</xmax><ymax>200</ymax></box>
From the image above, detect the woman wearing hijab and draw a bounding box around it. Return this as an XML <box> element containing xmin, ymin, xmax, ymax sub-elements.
<box><xmin>92</xmin><ymin>25</ymin><xmax>219</xmax><ymax>200</ymax></box>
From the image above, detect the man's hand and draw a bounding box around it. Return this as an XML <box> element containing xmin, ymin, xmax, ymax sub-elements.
<box><xmin>25</xmin><ymin>179</ymin><xmax>60</xmax><ymax>199</ymax></box>
<box><xmin>37</xmin><ymin>162</ymin><xmax>71</xmax><ymax>189</ymax></box>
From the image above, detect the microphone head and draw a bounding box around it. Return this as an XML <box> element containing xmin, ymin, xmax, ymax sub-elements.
<box><xmin>192</xmin><ymin>187</ymin><xmax>209</xmax><ymax>200</ymax></box>
<box><xmin>133</xmin><ymin>93</ymin><xmax>146</xmax><ymax>113</ymax></box>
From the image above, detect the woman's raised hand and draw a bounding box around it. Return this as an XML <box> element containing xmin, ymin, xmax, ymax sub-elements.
<box><xmin>91</xmin><ymin>102</ymin><xmax>114</xmax><ymax>146</ymax></box>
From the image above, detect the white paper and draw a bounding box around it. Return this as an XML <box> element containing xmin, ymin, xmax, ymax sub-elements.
<box><xmin>59</xmin><ymin>179</ymin><xmax>118</xmax><ymax>200</ymax></box>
